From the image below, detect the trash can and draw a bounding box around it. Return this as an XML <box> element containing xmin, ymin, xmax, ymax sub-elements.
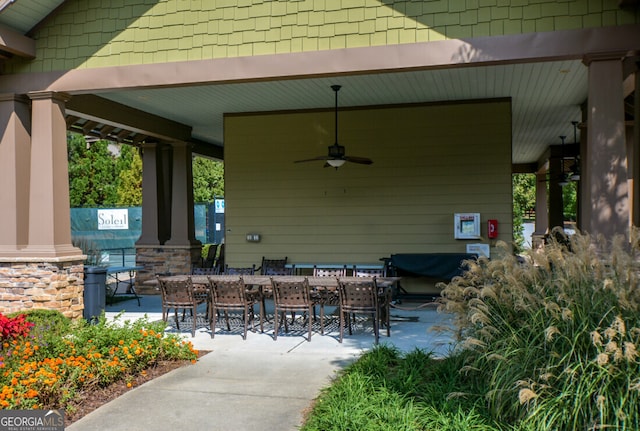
<box><xmin>83</xmin><ymin>266</ymin><xmax>107</xmax><ymax>322</ymax></box>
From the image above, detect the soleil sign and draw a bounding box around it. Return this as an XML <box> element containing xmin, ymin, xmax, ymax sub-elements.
<box><xmin>98</xmin><ymin>209</ymin><xmax>129</xmax><ymax>230</ymax></box>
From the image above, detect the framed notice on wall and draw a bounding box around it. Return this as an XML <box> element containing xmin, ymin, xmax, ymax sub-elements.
<box><xmin>454</xmin><ymin>213</ymin><xmax>481</xmax><ymax>239</ymax></box>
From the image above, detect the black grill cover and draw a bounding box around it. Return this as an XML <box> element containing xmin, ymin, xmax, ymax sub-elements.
<box><xmin>389</xmin><ymin>253</ymin><xmax>477</xmax><ymax>280</ymax></box>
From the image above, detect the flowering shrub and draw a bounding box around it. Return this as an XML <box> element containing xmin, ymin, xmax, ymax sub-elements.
<box><xmin>0</xmin><ymin>313</ymin><xmax>33</xmax><ymax>340</ymax></box>
<box><xmin>0</xmin><ymin>311</ymin><xmax>198</xmax><ymax>412</ymax></box>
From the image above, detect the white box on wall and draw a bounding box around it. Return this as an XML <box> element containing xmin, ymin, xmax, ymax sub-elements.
<box><xmin>454</xmin><ymin>213</ymin><xmax>481</xmax><ymax>239</ymax></box>
<box><xmin>467</xmin><ymin>243</ymin><xmax>490</xmax><ymax>258</ymax></box>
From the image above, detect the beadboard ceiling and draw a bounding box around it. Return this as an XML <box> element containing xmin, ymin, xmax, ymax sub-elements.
<box><xmin>100</xmin><ymin>60</ymin><xmax>587</xmax><ymax>164</ymax></box>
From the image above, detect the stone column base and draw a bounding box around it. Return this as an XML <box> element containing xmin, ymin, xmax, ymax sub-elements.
<box><xmin>135</xmin><ymin>245</ymin><xmax>202</xmax><ymax>294</ymax></box>
<box><xmin>0</xmin><ymin>257</ymin><xmax>85</xmax><ymax>319</ymax></box>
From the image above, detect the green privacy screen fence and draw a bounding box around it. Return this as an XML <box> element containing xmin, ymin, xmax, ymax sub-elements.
<box><xmin>71</xmin><ymin>201</ymin><xmax>225</xmax><ymax>265</ymax></box>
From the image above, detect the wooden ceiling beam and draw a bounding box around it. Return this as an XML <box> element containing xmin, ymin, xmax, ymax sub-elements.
<box><xmin>98</xmin><ymin>125</ymin><xmax>115</xmax><ymax>138</ymax></box>
<box><xmin>81</xmin><ymin>120</ymin><xmax>99</xmax><ymax>135</ymax></box>
<box><xmin>115</xmin><ymin>129</ymin><xmax>131</xmax><ymax>142</ymax></box>
<box><xmin>65</xmin><ymin>115</ymin><xmax>79</xmax><ymax>128</ymax></box>
<box><xmin>512</xmin><ymin>163</ymin><xmax>538</xmax><ymax>174</ymax></box>
<box><xmin>0</xmin><ymin>24</ymin><xmax>35</xmax><ymax>58</ymax></box>
<box><xmin>66</xmin><ymin>94</ymin><xmax>192</xmax><ymax>143</ymax></box>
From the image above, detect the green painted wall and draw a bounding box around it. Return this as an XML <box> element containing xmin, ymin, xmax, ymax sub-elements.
<box><xmin>6</xmin><ymin>0</ymin><xmax>638</xmax><ymax>73</ymax></box>
<box><xmin>223</xmin><ymin>99</ymin><xmax>512</xmax><ymax>268</ymax></box>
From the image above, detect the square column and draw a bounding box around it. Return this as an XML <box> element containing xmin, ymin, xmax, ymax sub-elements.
<box><xmin>533</xmin><ymin>171</ymin><xmax>549</xmax><ymax>247</ymax></box>
<box><xmin>137</xmin><ymin>142</ymin><xmax>162</xmax><ymax>246</ymax></box>
<box><xmin>166</xmin><ymin>141</ymin><xmax>199</xmax><ymax>246</ymax></box>
<box><xmin>23</xmin><ymin>91</ymin><xmax>81</xmax><ymax>257</ymax></box>
<box><xmin>582</xmin><ymin>54</ymin><xmax>629</xmax><ymax>239</ymax></box>
<box><xmin>0</xmin><ymin>94</ymin><xmax>30</xmax><ymax>255</ymax></box>
<box><xmin>633</xmin><ymin>64</ymin><xmax>640</xmax><ymax>228</ymax></box>
<box><xmin>548</xmin><ymin>155</ymin><xmax>565</xmax><ymax>231</ymax></box>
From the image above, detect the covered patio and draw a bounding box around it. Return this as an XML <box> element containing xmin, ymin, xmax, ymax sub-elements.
<box><xmin>0</xmin><ymin>1</ymin><xmax>638</xmax><ymax>318</ymax></box>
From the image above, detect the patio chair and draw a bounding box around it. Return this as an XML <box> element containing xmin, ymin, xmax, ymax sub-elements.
<box><xmin>224</xmin><ymin>264</ymin><xmax>256</xmax><ymax>275</ymax></box>
<box><xmin>352</xmin><ymin>266</ymin><xmax>386</xmax><ymax>278</ymax></box>
<box><xmin>313</xmin><ymin>265</ymin><xmax>347</xmax><ymax>278</ymax></box>
<box><xmin>271</xmin><ymin>277</ymin><xmax>315</xmax><ymax>341</ymax></box>
<box><xmin>262</xmin><ymin>266</ymin><xmax>293</xmax><ymax>276</ymax></box>
<box><xmin>208</xmin><ymin>276</ymin><xmax>260</xmax><ymax>340</ymax></box>
<box><xmin>190</xmin><ymin>267</ymin><xmax>220</xmax><ymax>316</ymax></box>
<box><xmin>337</xmin><ymin>277</ymin><xmax>385</xmax><ymax>344</ymax></box>
<box><xmin>312</xmin><ymin>265</ymin><xmax>347</xmax><ymax>324</ymax></box>
<box><xmin>157</xmin><ymin>276</ymin><xmax>207</xmax><ymax>337</ymax></box>
<box><xmin>192</xmin><ymin>266</ymin><xmax>220</xmax><ymax>275</ymax></box>
<box><xmin>259</xmin><ymin>256</ymin><xmax>288</xmax><ymax>275</ymax></box>
<box><xmin>353</xmin><ymin>266</ymin><xmax>391</xmax><ymax>332</ymax></box>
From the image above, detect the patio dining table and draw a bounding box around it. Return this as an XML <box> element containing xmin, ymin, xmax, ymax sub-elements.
<box><xmin>187</xmin><ymin>274</ymin><xmax>400</xmax><ymax>290</ymax></box>
<box><xmin>151</xmin><ymin>275</ymin><xmax>400</xmax><ymax>333</ymax></box>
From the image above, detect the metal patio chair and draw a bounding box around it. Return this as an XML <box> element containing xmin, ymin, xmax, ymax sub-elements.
<box><xmin>207</xmin><ymin>276</ymin><xmax>260</xmax><ymax>340</ymax></box>
<box><xmin>337</xmin><ymin>277</ymin><xmax>386</xmax><ymax>344</ymax></box>
<box><xmin>271</xmin><ymin>277</ymin><xmax>315</xmax><ymax>341</ymax></box>
<box><xmin>157</xmin><ymin>276</ymin><xmax>207</xmax><ymax>337</ymax></box>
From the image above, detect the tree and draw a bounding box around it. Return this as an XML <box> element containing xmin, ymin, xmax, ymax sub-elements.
<box><xmin>192</xmin><ymin>156</ymin><xmax>224</xmax><ymax>203</ymax></box>
<box><xmin>562</xmin><ymin>181</ymin><xmax>577</xmax><ymax>221</ymax></box>
<box><xmin>117</xmin><ymin>145</ymin><xmax>143</xmax><ymax>206</ymax></box>
<box><xmin>512</xmin><ymin>173</ymin><xmax>536</xmax><ymax>251</ymax></box>
<box><xmin>512</xmin><ymin>173</ymin><xmax>578</xmax><ymax>251</ymax></box>
<box><xmin>68</xmin><ymin>134</ymin><xmax>118</xmax><ymax>207</ymax></box>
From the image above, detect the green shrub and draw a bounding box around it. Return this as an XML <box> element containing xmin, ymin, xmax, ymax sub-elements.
<box><xmin>302</xmin><ymin>346</ymin><xmax>499</xmax><ymax>431</ymax></box>
<box><xmin>438</xmin><ymin>229</ymin><xmax>640</xmax><ymax>430</ymax></box>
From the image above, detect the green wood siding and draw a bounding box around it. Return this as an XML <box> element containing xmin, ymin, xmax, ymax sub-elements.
<box><xmin>223</xmin><ymin>99</ymin><xmax>512</xmax><ymax>267</ymax></box>
<box><xmin>6</xmin><ymin>0</ymin><xmax>638</xmax><ymax>73</ymax></box>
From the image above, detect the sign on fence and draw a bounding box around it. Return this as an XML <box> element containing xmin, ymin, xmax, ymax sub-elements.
<box><xmin>98</xmin><ymin>209</ymin><xmax>129</xmax><ymax>230</ymax></box>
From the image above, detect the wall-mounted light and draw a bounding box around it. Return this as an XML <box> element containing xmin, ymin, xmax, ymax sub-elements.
<box><xmin>558</xmin><ymin>135</ymin><xmax>570</xmax><ymax>187</ymax></box>
<box><xmin>246</xmin><ymin>233</ymin><xmax>261</xmax><ymax>242</ymax></box>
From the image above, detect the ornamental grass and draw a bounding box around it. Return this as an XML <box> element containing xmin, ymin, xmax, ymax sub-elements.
<box><xmin>303</xmin><ymin>229</ymin><xmax>640</xmax><ymax>430</ymax></box>
<box><xmin>439</xmin><ymin>228</ymin><xmax>640</xmax><ymax>430</ymax></box>
<box><xmin>0</xmin><ymin>310</ymin><xmax>197</xmax><ymax>413</ymax></box>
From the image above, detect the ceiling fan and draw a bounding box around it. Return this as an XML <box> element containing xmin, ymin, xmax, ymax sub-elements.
<box><xmin>295</xmin><ymin>85</ymin><xmax>373</xmax><ymax>169</ymax></box>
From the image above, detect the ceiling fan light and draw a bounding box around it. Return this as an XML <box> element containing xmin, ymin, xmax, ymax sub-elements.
<box><xmin>327</xmin><ymin>159</ymin><xmax>346</xmax><ymax>168</ymax></box>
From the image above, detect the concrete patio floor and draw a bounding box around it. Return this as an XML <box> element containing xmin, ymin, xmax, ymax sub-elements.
<box><xmin>67</xmin><ymin>293</ymin><xmax>457</xmax><ymax>431</ymax></box>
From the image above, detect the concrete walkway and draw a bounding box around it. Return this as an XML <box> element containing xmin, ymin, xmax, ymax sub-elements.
<box><xmin>67</xmin><ymin>294</ymin><xmax>456</xmax><ymax>431</ymax></box>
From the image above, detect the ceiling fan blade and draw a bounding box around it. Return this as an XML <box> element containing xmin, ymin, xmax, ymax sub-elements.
<box><xmin>295</xmin><ymin>85</ymin><xmax>373</xmax><ymax>168</ymax></box>
<box><xmin>294</xmin><ymin>156</ymin><xmax>330</xmax><ymax>163</ymax></box>
<box><xmin>344</xmin><ymin>156</ymin><xmax>373</xmax><ymax>165</ymax></box>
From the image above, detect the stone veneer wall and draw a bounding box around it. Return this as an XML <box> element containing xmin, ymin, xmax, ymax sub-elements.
<box><xmin>0</xmin><ymin>259</ymin><xmax>85</xmax><ymax>319</ymax></box>
<box><xmin>135</xmin><ymin>245</ymin><xmax>201</xmax><ymax>294</ymax></box>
